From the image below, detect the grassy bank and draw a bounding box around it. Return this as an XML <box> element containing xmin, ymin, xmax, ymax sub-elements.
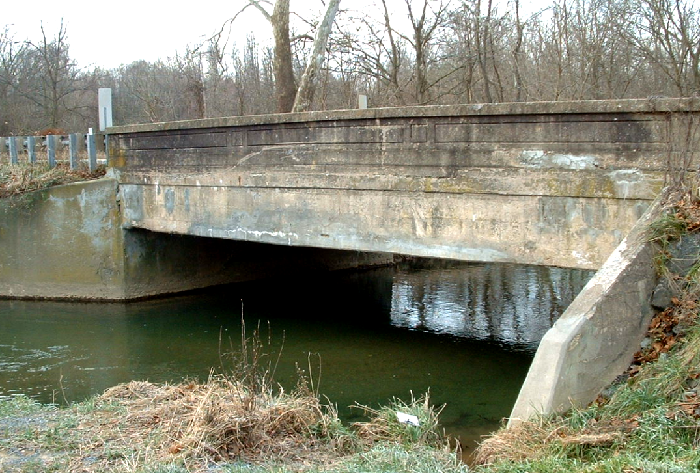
<box><xmin>0</xmin><ymin>378</ymin><xmax>465</xmax><ymax>473</ymax></box>
<box><xmin>472</xmin><ymin>196</ymin><xmax>700</xmax><ymax>473</ymax></box>
<box><xmin>0</xmin><ymin>162</ymin><xmax>105</xmax><ymax>198</ymax></box>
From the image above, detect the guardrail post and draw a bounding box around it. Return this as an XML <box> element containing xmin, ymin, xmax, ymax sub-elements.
<box><xmin>0</xmin><ymin>137</ymin><xmax>7</xmax><ymax>163</ymax></box>
<box><xmin>47</xmin><ymin>135</ymin><xmax>56</xmax><ymax>168</ymax></box>
<box><xmin>69</xmin><ymin>133</ymin><xmax>79</xmax><ymax>169</ymax></box>
<box><xmin>9</xmin><ymin>136</ymin><xmax>18</xmax><ymax>164</ymax></box>
<box><xmin>104</xmin><ymin>134</ymin><xmax>110</xmax><ymax>166</ymax></box>
<box><xmin>26</xmin><ymin>136</ymin><xmax>36</xmax><ymax>163</ymax></box>
<box><xmin>87</xmin><ymin>133</ymin><xmax>97</xmax><ymax>172</ymax></box>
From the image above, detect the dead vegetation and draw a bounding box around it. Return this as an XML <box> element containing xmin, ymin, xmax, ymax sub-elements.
<box><xmin>0</xmin><ymin>162</ymin><xmax>106</xmax><ymax>198</ymax></box>
<box><xmin>0</xmin><ymin>323</ymin><xmax>460</xmax><ymax>472</ymax></box>
<box><xmin>0</xmin><ymin>377</ymin><xmax>454</xmax><ymax>472</ymax></box>
<box><xmin>74</xmin><ymin>378</ymin><xmax>342</xmax><ymax>471</ymax></box>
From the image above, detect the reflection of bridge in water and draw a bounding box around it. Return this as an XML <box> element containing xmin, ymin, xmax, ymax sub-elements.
<box><xmin>390</xmin><ymin>263</ymin><xmax>593</xmax><ymax>350</ymax></box>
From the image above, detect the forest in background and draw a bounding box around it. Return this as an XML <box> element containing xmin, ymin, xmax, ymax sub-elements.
<box><xmin>1</xmin><ymin>0</ymin><xmax>699</xmax><ymax>135</ymax></box>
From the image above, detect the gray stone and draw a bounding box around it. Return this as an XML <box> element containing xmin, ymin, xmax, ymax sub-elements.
<box><xmin>666</xmin><ymin>233</ymin><xmax>700</xmax><ymax>276</ymax></box>
<box><xmin>651</xmin><ymin>279</ymin><xmax>676</xmax><ymax>310</ymax></box>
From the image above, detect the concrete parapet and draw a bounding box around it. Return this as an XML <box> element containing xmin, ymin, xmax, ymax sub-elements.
<box><xmin>108</xmin><ymin>97</ymin><xmax>700</xmax><ymax>134</ymax></box>
<box><xmin>508</xmin><ymin>197</ymin><xmax>662</xmax><ymax>425</ymax></box>
<box><xmin>110</xmin><ymin>98</ymin><xmax>684</xmax><ymax>270</ymax></box>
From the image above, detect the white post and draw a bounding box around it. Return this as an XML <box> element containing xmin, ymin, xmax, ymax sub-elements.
<box><xmin>358</xmin><ymin>94</ymin><xmax>368</xmax><ymax>110</ymax></box>
<box><xmin>98</xmin><ymin>88</ymin><xmax>113</xmax><ymax>131</ymax></box>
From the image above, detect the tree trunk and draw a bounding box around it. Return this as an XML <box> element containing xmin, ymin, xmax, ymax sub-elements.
<box><xmin>292</xmin><ymin>0</ymin><xmax>341</xmax><ymax>112</ymax></box>
<box><xmin>271</xmin><ymin>0</ymin><xmax>296</xmax><ymax>112</ymax></box>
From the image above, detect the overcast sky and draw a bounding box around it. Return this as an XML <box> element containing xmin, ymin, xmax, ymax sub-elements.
<box><xmin>3</xmin><ymin>1</ymin><xmax>286</xmax><ymax>69</ymax></box>
<box><xmin>3</xmin><ymin>0</ymin><xmax>541</xmax><ymax>70</ymax></box>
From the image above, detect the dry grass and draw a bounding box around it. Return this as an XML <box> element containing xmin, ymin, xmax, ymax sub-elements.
<box><xmin>0</xmin><ymin>321</ymin><xmax>464</xmax><ymax>471</ymax></box>
<box><xmin>0</xmin><ymin>371</ymin><xmax>464</xmax><ymax>472</ymax></box>
<box><xmin>75</xmin><ymin>377</ymin><xmax>344</xmax><ymax>471</ymax></box>
<box><xmin>473</xmin><ymin>420</ymin><xmax>550</xmax><ymax>465</ymax></box>
<box><xmin>0</xmin><ymin>161</ymin><xmax>106</xmax><ymax>198</ymax></box>
<box><xmin>474</xmin><ymin>414</ymin><xmax>638</xmax><ymax>467</ymax></box>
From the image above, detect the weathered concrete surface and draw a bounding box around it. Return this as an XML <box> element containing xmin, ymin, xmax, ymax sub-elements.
<box><xmin>0</xmin><ymin>178</ymin><xmax>395</xmax><ymax>300</ymax></box>
<box><xmin>0</xmin><ymin>179</ymin><xmax>126</xmax><ymax>299</ymax></box>
<box><xmin>508</xmin><ymin>198</ymin><xmax>661</xmax><ymax>425</ymax></box>
<box><xmin>109</xmin><ymin>98</ymin><xmax>697</xmax><ymax>270</ymax></box>
<box><xmin>120</xmin><ymin>185</ymin><xmax>650</xmax><ymax>269</ymax></box>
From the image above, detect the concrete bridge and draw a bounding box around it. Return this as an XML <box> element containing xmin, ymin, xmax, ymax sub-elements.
<box><xmin>109</xmin><ymin>98</ymin><xmax>694</xmax><ymax>272</ymax></box>
<box><xmin>3</xmin><ymin>98</ymin><xmax>695</xmax><ymax>301</ymax></box>
<box><xmin>3</xmin><ymin>98</ymin><xmax>699</xmax><ymax>425</ymax></box>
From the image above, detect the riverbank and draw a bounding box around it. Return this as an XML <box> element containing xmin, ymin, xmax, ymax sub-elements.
<box><xmin>0</xmin><ymin>377</ymin><xmax>466</xmax><ymax>473</ymax></box>
<box><xmin>472</xmin><ymin>195</ymin><xmax>700</xmax><ymax>472</ymax></box>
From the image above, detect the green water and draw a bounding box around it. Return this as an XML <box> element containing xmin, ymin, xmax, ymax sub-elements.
<box><xmin>0</xmin><ymin>260</ymin><xmax>592</xmax><ymax>452</ymax></box>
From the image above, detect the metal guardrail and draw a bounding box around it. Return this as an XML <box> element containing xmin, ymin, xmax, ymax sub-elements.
<box><xmin>0</xmin><ymin>133</ymin><xmax>108</xmax><ymax>172</ymax></box>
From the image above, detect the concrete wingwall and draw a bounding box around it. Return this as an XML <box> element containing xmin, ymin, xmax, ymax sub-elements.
<box><xmin>108</xmin><ymin>98</ymin><xmax>699</xmax><ymax>270</ymax></box>
<box><xmin>0</xmin><ymin>178</ymin><xmax>395</xmax><ymax>301</ymax></box>
<box><xmin>509</xmin><ymin>197</ymin><xmax>661</xmax><ymax>425</ymax></box>
<box><xmin>0</xmin><ymin>179</ymin><xmax>127</xmax><ymax>299</ymax></box>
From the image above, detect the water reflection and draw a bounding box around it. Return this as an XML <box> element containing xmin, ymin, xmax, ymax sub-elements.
<box><xmin>390</xmin><ymin>262</ymin><xmax>592</xmax><ymax>350</ymax></box>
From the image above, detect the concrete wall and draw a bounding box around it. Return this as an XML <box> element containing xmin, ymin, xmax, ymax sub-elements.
<box><xmin>109</xmin><ymin>99</ymin><xmax>696</xmax><ymax>270</ymax></box>
<box><xmin>509</xmin><ymin>198</ymin><xmax>661</xmax><ymax>424</ymax></box>
<box><xmin>0</xmin><ymin>179</ymin><xmax>126</xmax><ymax>299</ymax></box>
<box><xmin>0</xmin><ymin>178</ymin><xmax>395</xmax><ymax>300</ymax></box>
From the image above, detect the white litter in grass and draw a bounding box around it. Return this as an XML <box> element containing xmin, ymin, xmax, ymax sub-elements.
<box><xmin>396</xmin><ymin>412</ymin><xmax>420</xmax><ymax>426</ymax></box>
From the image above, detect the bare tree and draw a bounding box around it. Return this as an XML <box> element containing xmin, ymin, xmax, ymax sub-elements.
<box><xmin>292</xmin><ymin>0</ymin><xmax>341</xmax><ymax>112</ymax></box>
<box><xmin>27</xmin><ymin>21</ymin><xmax>83</xmax><ymax>128</ymax></box>
<box><xmin>0</xmin><ymin>27</ymin><xmax>28</xmax><ymax>134</ymax></box>
<box><xmin>626</xmin><ymin>0</ymin><xmax>700</xmax><ymax>96</ymax></box>
<box><xmin>228</xmin><ymin>0</ymin><xmax>341</xmax><ymax>112</ymax></box>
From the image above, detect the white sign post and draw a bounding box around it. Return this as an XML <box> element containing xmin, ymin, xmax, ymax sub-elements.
<box><xmin>98</xmin><ymin>88</ymin><xmax>113</xmax><ymax>131</ymax></box>
<box><xmin>98</xmin><ymin>88</ymin><xmax>113</xmax><ymax>164</ymax></box>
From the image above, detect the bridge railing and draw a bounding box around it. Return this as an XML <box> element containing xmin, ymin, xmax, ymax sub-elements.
<box><xmin>0</xmin><ymin>132</ymin><xmax>108</xmax><ymax>172</ymax></box>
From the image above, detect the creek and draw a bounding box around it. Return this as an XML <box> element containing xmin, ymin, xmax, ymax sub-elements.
<box><xmin>0</xmin><ymin>259</ymin><xmax>592</xmax><ymax>453</ymax></box>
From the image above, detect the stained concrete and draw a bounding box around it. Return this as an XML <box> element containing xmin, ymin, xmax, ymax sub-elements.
<box><xmin>0</xmin><ymin>178</ymin><xmax>395</xmax><ymax>300</ymax></box>
<box><xmin>109</xmin><ymin>98</ymin><xmax>697</xmax><ymax>270</ymax></box>
<box><xmin>0</xmin><ymin>179</ymin><xmax>126</xmax><ymax>299</ymax></box>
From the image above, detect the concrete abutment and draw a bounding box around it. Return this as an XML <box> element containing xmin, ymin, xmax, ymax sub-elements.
<box><xmin>0</xmin><ymin>178</ymin><xmax>395</xmax><ymax>301</ymax></box>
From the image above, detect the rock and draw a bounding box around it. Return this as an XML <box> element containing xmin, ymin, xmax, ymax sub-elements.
<box><xmin>666</xmin><ymin>233</ymin><xmax>700</xmax><ymax>276</ymax></box>
<box><xmin>651</xmin><ymin>279</ymin><xmax>676</xmax><ymax>310</ymax></box>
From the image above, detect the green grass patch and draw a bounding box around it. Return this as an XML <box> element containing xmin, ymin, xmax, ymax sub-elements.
<box><xmin>0</xmin><ymin>395</ymin><xmax>51</xmax><ymax>417</ymax></box>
